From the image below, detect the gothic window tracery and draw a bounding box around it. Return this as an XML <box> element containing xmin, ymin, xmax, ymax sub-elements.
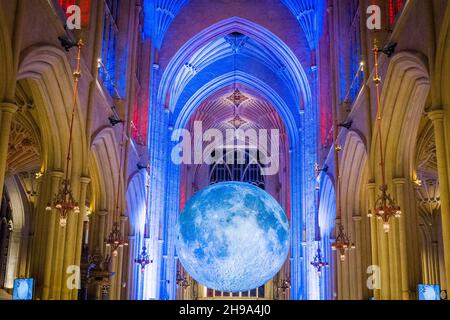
<box><xmin>100</xmin><ymin>0</ymin><xmax>123</xmax><ymax>97</ymax></box>
<box><xmin>339</xmin><ymin>0</ymin><xmax>363</xmax><ymax>106</ymax></box>
<box><xmin>205</xmin><ymin>147</ymin><xmax>266</xmax><ymax>299</ymax></box>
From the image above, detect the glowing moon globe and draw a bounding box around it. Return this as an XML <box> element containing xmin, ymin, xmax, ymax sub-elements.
<box><xmin>175</xmin><ymin>182</ymin><xmax>290</xmax><ymax>292</ymax></box>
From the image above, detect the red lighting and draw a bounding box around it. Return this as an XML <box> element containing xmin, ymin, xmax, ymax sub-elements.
<box><xmin>389</xmin><ymin>0</ymin><xmax>404</xmax><ymax>29</ymax></box>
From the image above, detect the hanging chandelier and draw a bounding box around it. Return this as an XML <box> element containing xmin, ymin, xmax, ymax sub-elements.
<box><xmin>135</xmin><ymin>246</ymin><xmax>152</xmax><ymax>272</ymax></box>
<box><xmin>311</xmin><ymin>247</ymin><xmax>328</xmax><ymax>275</ymax></box>
<box><xmin>46</xmin><ymin>179</ymin><xmax>80</xmax><ymax>227</ymax></box>
<box><xmin>105</xmin><ymin>222</ymin><xmax>128</xmax><ymax>257</ymax></box>
<box><xmin>331</xmin><ymin>103</ymin><xmax>355</xmax><ymax>260</ymax></box>
<box><xmin>135</xmin><ymin>164</ymin><xmax>152</xmax><ymax>272</ymax></box>
<box><xmin>226</xmin><ymin>48</ymin><xmax>249</xmax><ymax>128</ymax></box>
<box><xmin>228</xmin><ymin>114</ymin><xmax>247</xmax><ymax>129</ymax></box>
<box><xmin>226</xmin><ymin>88</ymin><xmax>248</xmax><ymax>108</ymax></box>
<box><xmin>368</xmin><ymin>185</ymin><xmax>401</xmax><ymax>233</ymax></box>
<box><xmin>312</xmin><ymin>163</ymin><xmax>329</xmax><ymax>274</ymax></box>
<box><xmin>367</xmin><ymin>40</ymin><xmax>401</xmax><ymax>232</ymax></box>
<box><xmin>277</xmin><ymin>279</ymin><xmax>291</xmax><ymax>295</ymax></box>
<box><xmin>46</xmin><ymin>39</ymin><xmax>83</xmax><ymax>227</ymax></box>
<box><xmin>105</xmin><ymin>109</ymin><xmax>128</xmax><ymax>255</ymax></box>
<box><xmin>331</xmin><ymin>224</ymin><xmax>355</xmax><ymax>261</ymax></box>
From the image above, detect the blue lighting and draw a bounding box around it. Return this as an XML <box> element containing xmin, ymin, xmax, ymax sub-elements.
<box><xmin>135</xmin><ymin>2</ymin><xmax>327</xmax><ymax>301</ymax></box>
<box><xmin>99</xmin><ymin>8</ymin><xmax>126</xmax><ymax>98</ymax></box>
<box><xmin>143</xmin><ymin>0</ymin><xmax>189</xmax><ymax>48</ymax></box>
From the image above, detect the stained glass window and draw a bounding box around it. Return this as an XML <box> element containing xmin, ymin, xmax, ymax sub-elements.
<box><xmin>339</xmin><ymin>0</ymin><xmax>363</xmax><ymax>105</ymax></box>
<box><xmin>389</xmin><ymin>0</ymin><xmax>405</xmax><ymax>30</ymax></box>
<box><xmin>99</xmin><ymin>0</ymin><xmax>126</xmax><ymax>98</ymax></box>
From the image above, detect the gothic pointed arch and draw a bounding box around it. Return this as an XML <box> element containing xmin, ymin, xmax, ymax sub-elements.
<box><xmin>158</xmin><ymin>17</ymin><xmax>311</xmax><ymax>114</ymax></box>
<box><xmin>17</xmin><ymin>45</ymin><xmax>89</xmax><ymax>175</ymax></box>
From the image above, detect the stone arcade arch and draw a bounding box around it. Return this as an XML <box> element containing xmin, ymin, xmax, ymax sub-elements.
<box><xmin>146</xmin><ymin>17</ymin><xmax>316</xmax><ymax>300</ymax></box>
<box><xmin>338</xmin><ymin>131</ymin><xmax>369</xmax><ymax>300</ymax></box>
<box><xmin>369</xmin><ymin>51</ymin><xmax>430</xmax><ymax>300</ymax></box>
<box><xmin>126</xmin><ymin>170</ymin><xmax>151</xmax><ymax>300</ymax></box>
<box><xmin>89</xmin><ymin>126</ymin><xmax>129</xmax><ymax>300</ymax></box>
<box><xmin>13</xmin><ymin>44</ymin><xmax>89</xmax><ymax>300</ymax></box>
<box><xmin>318</xmin><ymin>173</ymin><xmax>335</xmax><ymax>300</ymax></box>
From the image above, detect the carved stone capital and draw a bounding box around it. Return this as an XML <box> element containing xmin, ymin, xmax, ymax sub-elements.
<box><xmin>428</xmin><ymin>109</ymin><xmax>445</xmax><ymax>122</ymax></box>
<box><xmin>80</xmin><ymin>176</ymin><xmax>91</xmax><ymax>185</ymax></box>
<box><xmin>97</xmin><ymin>210</ymin><xmax>108</xmax><ymax>216</ymax></box>
<box><xmin>393</xmin><ymin>177</ymin><xmax>407</xmax><ymax>185</ymax></box>
<box><xmin>367</xmin><ymin>182</ymin><xmax>377</xmax><ymax>190</ymax></box>
<box><xmin>50</xmin><ymin>170</ymin><xmax>65</xmax><ymax>178</ymax></box>
<box><xmin>0</xmin><ymin>102</ymin><xmax>19</xmax><ymax>114</ymax></box>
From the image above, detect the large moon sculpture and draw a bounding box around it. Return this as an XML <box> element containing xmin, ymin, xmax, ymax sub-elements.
<box><xmin>175</xmin><ymin>182</ymin><xmax>290</xmax><ymax>292</ymax></box>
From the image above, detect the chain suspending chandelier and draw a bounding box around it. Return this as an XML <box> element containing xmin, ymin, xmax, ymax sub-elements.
<box><xmin>105</xmin><ymin>115</ymin><xmax>128</xmax><ymax>256</ymax></box>
<box><xmin>367</xmin><ymin>40</ymin><xmax>402</xmax><ymax>233</ymax></box>
<box><xmin>331</xmin><ymin>224</ymin><xmax>355</xmax><ymax>261</ymax></box>
<box><xmin>331</xmin><ymin>89</ymin><xmax>355</xmax><ymax>261</ymax></box>
<box><xmin>226</xmin><ymin>36</ymin><xmax>248</xmax><ymax>129</ymax></box>
<box><xmin>135</xmin><ymin>164</ymin><xmax>152</xmax><ymax>272</ymax></box>
<box><xmin>46</xmin><ymin>39</ymin><xmax>83</xmax><ymax>227</ymax></box>
<box><xmin>311</xmin><ymin>163</ymin><xmax>329</xmax><ymax>272</ymax></box>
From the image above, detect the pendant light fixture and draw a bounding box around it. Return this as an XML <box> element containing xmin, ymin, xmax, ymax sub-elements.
<box><xmin>311</xmin><ymin>164</ymin><xmax>328</xmax><ymax>273</ymax></box>
<box><xmin>135</xmin><ymin>163</ymin><xmax>153</xmax><ymax>272</ymax></box>
<box><xmin>311</xmin><ymin>247</ymin><xmax>328</xmax><ymax>275</ymax></box>
<box><xmin>105</xmin><ymin>120</ymin><xmax>128</xmax><ymax>256</ymax></box>
<box><xmin>367</xmin><ymin>39</ymin><xmax>401</xmax><ymax>233</ymax></box>
<box><xmin>330</xmin><ymin>70</ymin><xmax>355</xmax><ymax>261</ymax></box>
<box><xmin>46</xmin><ymin>39</ymin><xmax>83</xmax><ymax>227</ymax></box>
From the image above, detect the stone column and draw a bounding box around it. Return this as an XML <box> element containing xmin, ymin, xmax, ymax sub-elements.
<box><xmin>4</xmin><ymin>230</ymin><xmax>22</xmax><ymax>289</ymax></box>
<box><xmin>97</xmin><ymin>210</ymin><xmax>108</xmax><ymax>256</ymax></box>
<box><xmin>367</xmin><ymin>182</ymin><xmax>380</xmax><ymax>299</ymax></box>
<box><xmin>127</xmin><ymin>235</ymin><xmax>136</xmax><ymax>299</ymax></box>
<box><xmin>352</xmin><ymin>215</ymin><xmax>363</xmax><ymax>299</ymax></box>
<box><xmin>428</xmin><ymin>110</ymin><xmax>450</xmax><ymax>291</ymax></box>
<box><xmin>42</xmin><ymin>171</ymin><xmax>64</xmax><ymax>299</ymax></box>
<box><xmin>393</xmin><ymin>178</ymin><xmax>410</xmax><ymax>300</ymax></box>
<box><xmin>431</xmin><ymin>241</ymin><xmax>440</xmax><ymax>284</ymax></box>
<box><xmin>71</xmin><ymin>176</ymin><xmax>91</xmax><ymax>300</ymax></box>
<box><xmin>0</xmin><ymin>102</ymin><xmax>18</xmax><ymax>198</ymax></box>
<box><xmin>334</xmin><ymin>218</ymin><xmax>343</xmax><ymax>300</ymax></box>
<box><xmin>61</xmin><ymin>173</ymin><xmax>82</xmax><ymax>300</ymax></box>
<box><xmin>114</xmin><ymin>215</ymin><xmax>128</xmax><ymax>300</ymax></box>
<box><xmin>31</xmin><ymin>172</ymin><xmax>54</xmax><ymax>297</ymax></box>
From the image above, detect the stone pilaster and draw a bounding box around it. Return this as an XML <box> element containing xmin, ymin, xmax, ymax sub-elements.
<box><xmin>428</xmin><ymin>109</ymin><xmax>450</xmax><ymax>291</ymax></box>
<box><xmin>0</xmin><ymin>102</ymin><xmax>18</xmax><ymax>198</ymax></box>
